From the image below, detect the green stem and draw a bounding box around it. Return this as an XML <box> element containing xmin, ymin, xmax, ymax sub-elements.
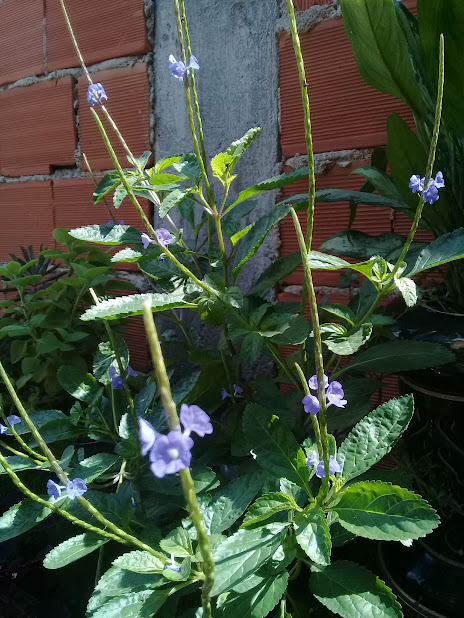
<box><xmin>294</xmin><ymin>362</ymin><xmax>322</xmax><ymax>457</ymax></box>
<box><xmin>0</xmin><ymin>438</ymin><xmax>41</xmax><ymax>463</ymax></box>
<box><xmin>83</xmin><ymin>153</ymin><xmax>117</xmax><ymax>222</ymax></box>
<box><xmin>58</xmin><ymin>0</ymin><xmax>92</xmax><ymax>85</ymax></box>
<box><xmin>214</xmin><ymin>214</ymin><xmax>229</xmax><ymax>286</ymax></box>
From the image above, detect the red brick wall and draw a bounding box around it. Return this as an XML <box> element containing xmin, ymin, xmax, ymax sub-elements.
<box><xmin>0</xmin><ymin>0</ymin><xmax>151</xmax><ymax>370</ymax></box>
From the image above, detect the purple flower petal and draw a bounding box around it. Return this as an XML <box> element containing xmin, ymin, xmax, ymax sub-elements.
<box><xmin>47</xmin><ymin>479</ymin><xmax>64</xmax><ymax>500</ymax></box>
<box><xmin>169</xmin><ymin>55</ymin><xmax>187</xmax><ymax>81</ymax></box>
<box><xmin>127</xmin><ymin>365</ymin><xmax>138</xmax><ymax>378</ymax></box>
<box><xmin>155</xmin><ymin>228</ymin><xmax>173</xmax><ymax>249</ymax></box>
<box><xmin>0</xmin><ymin>424</ymin><xmax>7</xmax><ymax>435</ymax></box>
<box><xmin>138</xmin><ymin>418</ymin><xmax>157</xmax><ymax>457</ymax></box>
<box><xmin>306</xmin><ymin>450</ymin><xmax>318</xmax><ymax>467</ymax></box>
<box><xmin>302</xmin><ymin>394</ymin><xmax>321</xmax><ymax>416</ymax></box>
<box><xmin>188</xmin><ymin>55</ymin><xmax>200</xmax><ymax>70</ymax></box>
<box><xmin>308</xmin><ymin>374</ymin><xmax>329</xmax><ymax>391</ymax></box>
<box><xmin>221</xmin><ymin>387</ymin><xmax>228</xmax><ymax>400</ymax></box>
<box><xmin>315</xmin><ymin>456</ymin><xmax>342</xmax><ymax>478</ymax></box>
<box><xmin>66</xmin><ymin>478</ymin><xmax>88</xmax><ymax>500</ymax></box>
<box><xmin>141</xmin><ymin>233</ymin><xmax>154</xmax><ymax>250</ymax></box>
<box><xmin>87</xmin><ymin>83</ymin><xmax>108</xmax><ymax>106</ymax></box>
<box><xmin>233</xmin><ymin>384</ymin><xmax>244</xmax><ymax>396</ymax></box>
<box><xmin>326</xmin><ymin>381</ymin><xmax>347</xmax><ymax>408</ymax></box>
<box><xmin>409</xmin><ymin>175</ymin><xmax>424</xmax><ymax>193</ymax></box>
<box><xmin>180</xmin><ymin>404</ymin><xmax>213</xmax><ymax>437</ymax></box>
<box><xmin>6</xmin><ymin>415</ymin><xmax>21</xmax><ymax>426</ymax></box>
<box><xmin>434</xmin><ymin>171</ymin><xmax>445</xmax><ymax>189</ymax></box>
<box><xmin>149</xmin><ymin>431</ymin><xmax>193</xmax><ymax>478</ymax></box>
<box><xmin>423</xmin><ymin>183</ymin><xmax>439</xmax><ymax>204</ymax></box>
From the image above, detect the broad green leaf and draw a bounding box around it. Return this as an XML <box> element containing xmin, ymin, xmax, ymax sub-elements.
<box><xmin>161</xmin><ymin>556</ymin><xmax>191</xmax><ymax>582</ymax></box>
<box><xmin>160</xmin><ymin>527</ymin><xmax>193</xmax><ymax>558</ymax></box>
<box><xmin>216</xmin><ymin>571</ymin><xmax>288</xmax><ymax>618</ymax></box>
<box><xmin>69</xmin><ymin>224</ymin><xmax>143</xmax><ymax>245</ymax></box>
<box><xmin>211</xmin><ymin>523</ymin><xmax>288</xmax><ymax>596</ymax></box>
<box><xmin>330</xmin><ymin>481</ymin><xmax>439</xmax><ymax>541</ymax></box>
<box><xmin>70</xmin><ymin>453</ymin><xmax>120</xmax><ymax>483</ymax></box>
<box><xmin>395</xmin><ymin>276</ymin><xmax>417</xmax><ymax>307</ymax></box>
<box><xmin>91</xmin><ymin>588</ymin><xmax>172</xmax><ymax>618</ymax></box>
<box><xmin>111</xmin><ymin>248</ymin><xmax>143</xmax><ymax>263</ymax></box>
<box><xmin>129</xmin><ymin>150</ymin><xmax>151</xmax><ymax>169</ymax></box>
<box><xmin>408</xmin><ymin>229</ymin><xmax>464</xmax><ymax>275</ymax></box>
<box><xmin>148</xmin><ymin>172</ymin><xmax>183</xmax><ymax>188</ymax></box>
<box><xmin>28</xmin><ymin>418</ymin><xmax>80</xmax><ymax>446</ymax></box>
<box><xmin>228</xmin><ymin>167</ymin><xmax>309</xmax><ymax>209</ymax></box>
<box><xmin>154</xmin><ymin>154</ymin><xmax>182</xmax><ymax>174</ymax></box>
<box><xmin>339</xmin><ymin>0</ymin><xmax>423</xmax><ymax>114</ymax></box>
<box><xmin>230</xmin><ymin>225</ymin><xmax>252</xmax><ymax>247</ymax></box>
<box><xmin>242</xmin><ymin>493</ymin><xmax>299</xmax><ymax>527</ymax></box>
<box><xmin>327</xmin><ymin>378</ymin><xmax>381</xmax><ymax>434</ymax></box>
<box><xmin>249</xmin><ymin>252</ymin><xmax>302</xmax><ymax>297</ymax></box>
<box><xmin>44</xmin><ymin>533</ymin><xmax>108</xmax><ymax>569</ymax></box>
<box><xmin>321</xmin><ymin>304</ymin><xmax>355</xmax><ymax>326</ymax></box>
<box><xmin>341</xmin><ymin>340</ymin><xmax>455</xmax><ymax>375</ymax></box>
<box><xmin>57</xmin><ymin>365</ymin><xmax>102</xmax><ymax>404</ymax></box>
<box><xmin>243</xmin><ymin>405</ymin><xmax>311</xmax><ymax>494</ymax></box>
<box><xmin>306</xmin><ymin>252</ymin><xmax>379</xmax><ymax>279</ymax></box>
<box><xmin>94</xmin><ymin>334</ymin><xmax>129</xmax><ymax>383</ymax></box>
<box><xmin>159</xmin><ymin>187</ymin><xmax>192</xmax><ymax>217</ymax></box>
<box><xmin>8</xmin><ymin>275</ymin><xmax>42</xmax><ymax>287</ymax></box>
<box><xmin>211</xmin><ymin>152</ymin><xmax>234</xmax><ymax>183</ymax></box>
<box><xmin>0</xmin><ymin>500</ymin><xmax>53</xmax><ymax>542</ymax></box>
<box><xmin>351</xmin><ymin>167</ymin><xmax>404</xmax><ymax>202</ymax></box>
<box><xmin>320</xmin><ymin>231</ymin><xmax>407</xmax><ymax>261</ymax></box>
<box><xmin>12</xmin><ymin>409</ymin><xmax>66</xmax><ymax>435</ymax></box>
<box><xmin>225</xmin><ymin>127</ymin><xmax>261</xmax><ymax>174</ymax></box>
<box><xmin>81</xmin><ymin>292</ymin><xmax>197</xmax><ymax>321</ymax></box>
<box><xmin>310</xmin><ymin>560</ymin><xmax>402</xmax><ymax>618</ymax></box>
<box><xmin>93</xmin><ymin>172</ymin><xmax>121</xmax><ymax>203</ymax></box>
<box><xmin>241</xmin><ymin>332</ymin><xmax>264</xmax><ymax>363</ymax></box>
<box><xmin>173</xmin><ymin>153</ymin><xmax>202</xmax><ymax>184</ymax></box>
<box><xmin>269</xmin><ymin>314</ymin><xmax>310</xmax><ymax>346</ymax></box>
<box><xmin>233</xmin><ymin>206</ymin><xmax>291</xmax><ymax>277</ymax></box>
<box><xmin>319</xmin><ymin>323</ymin><xmax>372</xmax><ymax>355</ymax></box>
<box><xmin>0</xmin><ymin>456</ymin><xmax>41</xmax><ymax>476</ymax></box>
<box><xmin>294</xmin><ymin>508</ymin><xmax>331</xmax><ymax>566</ymax></box>
<box><xmin>113</xmin><ymin>550</ymin><xmax>165</xmax><ymax>574</ymax></box>
<box><xmin>338</xmin><ymin>395</ymin><xmax>414</xmax><ymax>481</ymax></box>
<box><xmin>201</xmin><ymin>471</ymin><xmax>266</xmax><ymax>534</ymax></box>
<box><xmin>279</xmin><ymin>188</ymin><xmax>406</xmax><ymax>211</ymax></box>
<box><xmin>221</xmin><ymin>201</ymin><xmax>256</xmax><ymax>238</ymax></box>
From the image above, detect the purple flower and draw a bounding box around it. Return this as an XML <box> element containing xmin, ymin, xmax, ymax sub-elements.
<box><xmin>169</xmin><ymin>54</ymin><xmax>200</xmax><ymax>81</ymax></box>
<box><xmin>434</xmin><ymin>171</ymin><xmax>445</xmax><ymax>189</ymax></box>
<box><xmin>409</xmin><ymin>175</ymin><xmax>424</xmax><ymax>193</ymax></box>
<box><xmin>149</xmin><ymin>431</ymin><xmax>193</xmax><ymax>478</ymax></box>
<box><xmin>165</xmin><ymin>553</ymin><xmax>181</xmax><ymax>572</ymax></box>
<box><xmin>141</xmin><ymin>233</ymin><xmax>155</xmax><ymax>250</ymax></box>
<box><xmin>308</xmin><ymin>374</ymin><xmax>329</xmax><ymax>390</ymax></box>
<box><xmin>306</xmin><ymin>450</ymin><xmax>318</xmax><ymax>467</ymax></box>
<box><xmin>7</xmin><ymin>415</ymin><xmax>21</xmax><ymax>425</ymax></box>
<box><xmin>138</xmin><ymin>418</ymin><xmax>158</xmax><ymax>457</ymax></box>
<box><xmin>326</xmin><ymin>381</ymin><xmax>347</xmax><ymax>408</ymax></box>
<box><xmin>155</xmin><ymin>228</ymin><xmax>173</xmax><ymax>249</ymax></box>
<box><xmin>127</xmin><ymin>365</ymin><xmax>138</xmax><ymax>378</ymax></box>
<box><xmin>423</xmin><ymin>183</ymin><xmax>439</xmax><ymax>204</ymax></box>
<box><xmin>221</xmin><ymin>387</ymin><xmax>228</xmax><ymax>400</ymax></box>
<box><xmin>409</xmin><ymin>172</ymin><xmax>444</xmax><ymax>205</ymax></box>
<box><xmin>233</xmin><ymin>384</ymin><xmax>244</xmax><ymax>396</ymax></box>
<box><xmin>87</xmin><ymin>83</ymin><xmax>108</xmax><ymax>106</ymax></box>
<box><xmin>0</xmin><ymin>425</ymin><xmax>7</xmax><ymax>435</ymax></box>
<box><xmin>180</xmin><ymin>404</ymin><xmax>213</xmax><ymax>437</ymax></box>
<box><xmin>109</xmin><ymin>366</ymin><xmax>124</xmax><ymax>390</ymax></box>
<box><xmin>107</xmin><ymin>220</ymin><xmax>124</xmax><ymax>227</ymax></box>
<box><xmin>67</xmin><ymin>478</ymin><xmax>88</xmax><ymax>500</ymax></box>
<box><xmin>302</xmin><ymin>394</ymin><xmax>321</xmax><ymax>416</ymax></box>
<box><xmin>47</xmin><ymin>479</ymin><xmax>64</xmax><ymax>500</ymax></box>
<box><xmin>315</xmin><ymin>456</ymin><xmax>342</xmax><ymax>479</ymax></box>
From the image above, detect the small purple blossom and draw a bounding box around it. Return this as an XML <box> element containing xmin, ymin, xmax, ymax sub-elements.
<box><xmin>126</xmin><ymin>365</ymin><xmax>138</xmax><ymax>378</ymax></box>
<box><xmin>169</xmin><ymin>54</ymin><xmax>200</xmax><ymax>81</ymax></box>
<box><xmin>302</xmin><ymin>394</ymin><xmax>321</xmax><ymax>416</ymax></box>
<box><xmin>107</xmin><ymin>220</ymin><xmax>124</xmax><ymax>227</ymax></box>
<box><xmin>149</xmin><ymin>431</ymin><xmax>193</xmax><ymax>478</ymax></box>
<box><xmin>326</xmin><ymin>381</ymin><xmax>347</xmax><ymax>408</ymax></box>
<box><xmin>109</xmin><ymin>366</ymin><xmax>124</xmax><ymax>390</ymax></box>
<box><xmin>308</xmin><ymin>374</ymin><xmax>329</xmax><ymax>390</ymax></box>
<box><xmin>221</xmin><ymin>387</ymin><xmax>228</xmax><ymax>400</ymax></box>
<box><xmin>165</xmin><ymin>553</ymin><xmax>181</xmax><ymax>572</ymax></box>
<box><xmin>138</xmin><ymin>418</ymin><xmax>158</xmax><ymax>457</ymax></box>
<box><xmin>141</xmin><ymin>233</ymin><xmax>155</xmax><ymax>250</ymax></box>
<box><xmin>66</xmin><ymin>478</ymin><xmax>88</xmax><ymax>500</ymax></box>
<box><xmin>315</xmin><ymin>456</ymin><xmax>342</xmax><ymax>479</ymax></box>
<box><xmin>409</xmin><ymin>172</ymin><xmax>444</xmax><ymax>205</ymax></box>
<box><xmin>47</xmin><ymin>479</ymin><xmax>64</xmax><ymax>500</ymax></box>
<box><xmin>409</xmin><ymin>175</ymin><xmax>424</xmax><ymax>193</ymax></box>
<box><xmin>155</xmin><ymin>228</ymin><xmax>174</xmax><ymax>249</ymax></box>
<box><xmin>423</xmin><ymin>183</ymin><xmax>439</xmax><ymax>205</ymax></box>
<box><xmin>0</xmin><ymin>425</ymin><xmax>7</xmax><ymax>435</ymax></box>
<box><xmin>434</xmin><ymin>171</ymin><xmax>445</xmax><ymax>189</ymax></box>
<box><xmin>87</xmin><ymin>83</ymin><xmax>108</xmax><ymax>106</ymax></box>
<box><xmin>306</xmin><ymin>450</ymin><xmax>318</xmax><ymax>467</ymax></box>
<box><xmin>180</xmin><ymin>404</ymin><xmax>213</xmax><ymax>438</ymax></box>
<box><xmin>7</xmin><ymin>415</ymin><xmax>21</xmax><ymax>425</ymax></box>
<box><xmin>222</xmin><ymin>384</ymin><xmax>244</xmax><ymax>399</ymax></box>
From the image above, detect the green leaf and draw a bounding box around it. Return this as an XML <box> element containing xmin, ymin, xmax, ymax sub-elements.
<box><xmin>395</xmin><ymin>276</ymin><xmax>417</xmax><ymax>307</ymax></box>
<box><xmin>12</xmin><ymin>409</ymin><xmax>66</xmax><ymax>435</ymax></box>
<box><xmin>243</xmin><ymin>404</ymin><xmax>311</xmax><ymax>494</ymax></box>
<box><xmin>93</xmin><ymin>172</ymin><xmax>121</xmax><ymax>204</ymax></box>
<box><xmin>351</xmin><ymin>167</ymin><xmax>404</xmax><ymax>202</ymax></box>
<box><xmin>0</xmin><ymin>456</ymin><xmax>41</xmax><ymax>476</ymax></box>
<box><xmin>229</xmin><ymin>167</ymin><xmax>309</xmax><ymax>209</ymax></box>
<box><xmin>319</xmin><ymin>323</ymin><xmax>372</xmax><ymax>355</ymax></box>
<box><xmin>233</xmin><ymin>206</ymin><xmax>291</xmax><ymax>277</ymax></box>
<box><xmin>222</xmin><ymin>201</ymin><xmax>256</xmax><ymax>238</ymax></box>
<box><xmin>94</xmin><ymin>335</ymin><xmax>129</xmax><ymax>383</ymax></box>
<box><xmin>310</xmin><ymin>560</ymin><xmax>402</xmax><ymax>618</ymax></box>
<box><xmin>216</xmin><ymin>571</ymin><xmax>288</xmax><ymax>618</ymax></box>
<box><xmin>282</xmin><ymin>188</ymin><xmax>407</xmax><ymax>211</ymax></box>
<box><xmin>111</xmin><ymin>248</ymin><xmax>143</xmax><ymax>263</ymax></box>
<box><xmin>330</xmin><ymin>481</ymin><xmax>439</xmax><ymax>541</ymax></box>
<box><xmin>69</xmin><ymin>224</ymin><xmax>143</xmax><ymax>245</ymax></box>
<box><xmin>270</xmin><ymin>314</ymin><xmax>310</xmax><ymax>346</ymax></box>
<box><xmin>293</xmin><ymin>508</ymin><xmax>331</xmax><ymax>566</ymax></box>
<box><xmin>408</xmin><ymin>229</ymin><xmax>464</xmax><ymax>275</ymax></box>
<box><xmin>113</xmin><ymin>550</ymin><xmax>165</xmax><ymax>574</ymax></box>
<box><xmin>159</xmin><ymin>187</ymin><xmax>192</xmax><ymax>217</ymax></box>
<box><xmin>57</xmin><ymin>365</ymin><xmax>102</xmax><ymax>404</ymax></box>
<box><xmin>338</xmin><ymin>395</ymin><xmax>414</xmax><ymax>481</ymax></box>
<box><xmin>241</xmin><ymin>332</ymin><xmax>264</xmax><ymax>363</ymax></box>
<box><xmin>160</xmin><ymin>527</ymin><xmax>193</xmax><ymax>558</ymax></box>
<box><xmin>211</xmin><ymin>152</ymin><xmax>235</xmax><ymax>183</ymax></box>
<box><xmin>342</xmin><ymin>340</ymin><xmax>455</xmax><ymax>375</ymax></box>
<box><xmin>81</xmin><ymin>292</ymin><xmax>197</xmax><ymax>321</ymax></box>
<box><xmin>154</xmin><ymin>155</ymin><xmax>182</xmax><ymax>174</ymax></box>
<box><xmin>321</xmin><ymin>304</ymin><xmax>355</xmax><ymax>326</ymax></box>
<box><xmin>173</xmin><ymin>153</ymin><xmax>202</xmax><ymax>184</ymax></box>
<box><xmin>71</xmin><ymin>453</ymin><xmax>120</xmax><ymax>483</ymax></box>
<box><xmin>306</xmin><ymin>251</ymin><xmax>379</xmax><ymax>279</ymax></box>
<box><xmin>249</xmin><ymin>252</ymin><xmax>302</xmax><ymax>297</ymax></box>
<box><xmin>202</xmin><ymin>471</ymin><xmax>266</xmax><ymax>534</ymax></box>
<box><xmin>8</xmin><ymin>275</ymin><xmax>42</xmax><ymax>287</ymax></box>
<box><xmin>225</xmin><ymin>127</ymin><xmax>261</xmax><ymax>174</ymax></box>
<box><xmin>44</xmin><ymin>533</ymin><xmax>108</xmax><ymax>569</ymax></box>
<box><xmin>339</xmin><ymin>0</ymin><xmax>423</xmax><ymax>114</ymax></box>
<box><xmin>91</xmin><ymin>589</ymin><xmax>172</xmax><ymax>618</ymax></box>
<box><xmin>28</xmin><ymin>418</ymin><xmax>80</xmax><ymax>446</ymax></box>
<box><xmin>320</xmin><ymin>231</ymin><xmax>407</xmax><ymax>261</ymax></box>
<box><xmin>0</xmin><ymin>500</ymin><xmax>52</xmax><ymax>542</ymax></box>
<box><xmin>211</xmin><ymin>523</ymin><xmax>288</xmax><ymax>596</ymax></box>
<box><xmin>242</xmin><ymin>493</ymin><xmax>299</xmax><ymax>527</ymax></box>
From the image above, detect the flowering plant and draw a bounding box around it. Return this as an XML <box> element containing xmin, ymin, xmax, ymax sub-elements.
<box><xmin>0</xmin><ymin>1</ymin><xmax>462</xmax><ymax>617</ymax></box>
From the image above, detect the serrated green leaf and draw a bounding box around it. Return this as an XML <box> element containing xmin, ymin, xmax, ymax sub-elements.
<box><xmin>0</xmin><ymin>456</ymin><xmax>42</xmax><ymax>476</ymax></box>
<box><xmin>341</xmin><ymin>340</ymin><xmax>455</xmax><ymax>375</ymax></box>
<box><xmin>111</xmin><ymin>248</ymin><xmax>143</xmax><ymax>263</ymax></box>
<box><xmin>211</xmin><ymin>523</ymin><xmax>288</xmax><ymax>596</ymax></box>
<box><xmin>71</xmin><ymin>453</ymin><xmax>120</xmax><ymax>483</ymax></box>
<box><xmin>211</xmin><ymin>152</ymin><xmax>234</xmax><ymax>183</ymax></box>
<box><xmin>173</xmin><ymin>153</ymin><xmax>202</xmax><ymax>184</ymax></box>
<box><xmin>338</xmin><ymin>395</ymin><xmax>413</xmax><ymax>481</ymax></box>
<box><xmin>395</xmin><ymin>276</ymin><xmax>417</xmax><ymax>307</ymax></box>
<box><xmin>91</xmin><ymin>588</ymin><xmax>172</xmax><ymax>618</ymax></box>
<box><xmin>241</xmin><ymin>332</ymin><xmax>263</xmax><ymax>362</ymax></box>
<box><xmin>294</xmin><ymin>508</ymin><xmax>331</xmax><ymax>566</ymax></box>
<box><xmin>44</xmin><ymin>533</ymin><xmax>108</xmax><ymax>569</ymax></box>
<box><xmin>93</xmin><ymin>172</ymin><xmax>121</xmax><ymax>204</ymax></box>
<box><xmin>216</xmin><ymin>570</ymin><xmax>288</xmax><ymax>618</ymax></box>
<box><xmin>69</xmin><ymin>224</ymin><xmax>143</xmax><ymax>245</ymax></box>
<box><xmin>321</xmin><ymin>304</ymin><xmax>356</xmax><ymax>326</ymax></box>
<box><xmin>160</xmin><ymin>527</ymin><xmax>193</xmax><ymax>558</ymax></box>
<box><xmin>242</xmin><ymin>493</ymin><xmax>299</xmax><ymax>527</ymax></box>
<box><xmin>57</xmin><ymin>365</ymin><xmax>102</xmax><ymax>404</ymax></box>
<box><xmin>12</xmin><ymin>409</ymin><xmax>66</xmax><ymax>435</ymax></box>
<box><xmin>0</xmin><ymin>500</ymin><xmax>53</xmax><ymax>542</ymax></box>
<box><xmin>319</xmin><ymin>323</ymin><xmax>372</xmax><ymax>355</ymax></box>
<box><xmin>243</xmin><ymin>405</ymin><xmax>311</xmax><ymax>494</ymax></box>
<box><xmin>228</xmin><ymin>167</ymin><xmax>309</xmax><ymax>209</ymax></box>
<box><xmin>310</xmin><ymin>560</ymin><xmax>402</xmax><ymax>618</ymax></box>
<box><xmin>159</xmin><ymin>187</ymin><xmax>192</xmax><ymax>217</ymax></box>
<box><xmin>306</xmin><ymin>252</ymin><xmax>379</xmax><ymax>279</ymax></box>
<box><xmin>408</xmin><ymin>229</ymin><xmax>464</xmax><ymax>275</ymax></box>
<box><xmin>113</xmin><ymin>550</ymin><xmax>165</xmax><ymax>574</ymax></box>
<box><xmin>202</xmin><ymin>471</ymin><xmax>266</xmax><ymax>534</ymax></box>
<box><xmin>330</xmin><ymin>481</ymin><xmax>439</xmax><ymax>541</ymax></box>
<box><xmin>320</xmin><ymin>231</ymin><xmax>408</xmax><ymax>261</ymax></box>
<box><xmin>249</xmin><ymin>252</ymin><xmax>302</xmax><ymax>298</ymax></box>
<box><xmin>270</xmin><ymin>314</ymin><xmax>310</xmax><ymax>346</ymax></box>
<box><xmin>225</xmin><ymin>127</ymin><xmax>261</xmax><ymax>174</ymax></box>
<box><xmin>81</xmin><ymin>292</ymin><xmax>197</xmax><ymax>321</ymax></box>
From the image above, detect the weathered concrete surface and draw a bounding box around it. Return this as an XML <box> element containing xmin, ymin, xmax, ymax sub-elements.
<box><xmin>152</xmin><ymin>0</ymin><xmax>282</xmax><ymax>293</ymax></box>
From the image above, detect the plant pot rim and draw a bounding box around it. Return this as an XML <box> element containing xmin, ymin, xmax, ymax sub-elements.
<box><xmin>400</xmin><ymin>374</ymin><xmax>464</xmax><ymax>403</ymax></box>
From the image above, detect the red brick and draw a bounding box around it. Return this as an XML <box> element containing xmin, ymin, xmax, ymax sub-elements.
<box><xmin>78</xmin><ymin>64</ymin><xmax>150</xmax><ymax>171</ymax></box>
<box><xmin>46</xmin><ymin>0</ymin><xmax>150</xmax><ymax>72</ymax></box>
<box><xmin>0</xmin><ymin>182</ymin><xmax>54</xmax><ymax>261</ymax></box>
<box><xmin>122</xmin><ymin>317</ymin><xmax>151</xmax><ymax>372</ymax></box>
<box><xmin>392</xmin><ymin>211</ymin><xmax>433</xmax><ymax>243</ymax></box>
<box><xmin>279</xmin><ymin>161</ymin><xmax>393</xmax><ymax>286</ymax></box>
<box><xmin>0</xmin><ymin>1</ymin><xmax>44</xmax><ymax>86</ymax></box>
<box><xmin>52</xmin><ymin>177</ymin><xmax>151</xmax><ymax>270</ymax></box>
<box><xmin>0</xmin><ymin>77</ymin><xmax>76</xmax><ymax>177</ymax></box>
<box><xmin>279</xmin><ymin>20</ymin><xmax>415</xmax><ymax>156</ymax></box>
